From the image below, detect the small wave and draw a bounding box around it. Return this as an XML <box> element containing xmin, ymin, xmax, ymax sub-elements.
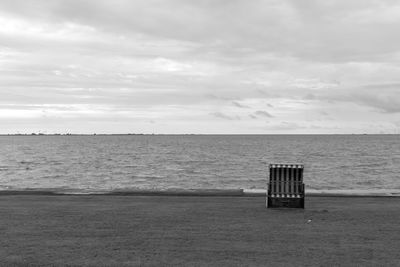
<box><xmin>20</xmin><ymin>161</ymin><xmax>34</xmax><ymax>164</ymax></box>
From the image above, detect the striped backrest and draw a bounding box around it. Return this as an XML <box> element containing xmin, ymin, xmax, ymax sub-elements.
<box><xmin>268</xmin><ymin>164</ymin><xmax>304</xmax><ymax>198</ymax></box>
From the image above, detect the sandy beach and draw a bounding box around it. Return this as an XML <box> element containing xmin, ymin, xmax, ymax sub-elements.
<box><xmin>1</xmin><ymin>195</ymin><xmax>399</xmax><ymax>266</ymax></box>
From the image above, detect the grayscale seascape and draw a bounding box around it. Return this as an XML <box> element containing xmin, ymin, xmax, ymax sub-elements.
<box><xmin>1</xmin><ymin>134</ymin><xmax>399</xmax><ymax>195</ymax></box>
<box><xmin>2</xmin><ymin>0</ymin><xmax>400</xmax><ymax>265</ymax></box>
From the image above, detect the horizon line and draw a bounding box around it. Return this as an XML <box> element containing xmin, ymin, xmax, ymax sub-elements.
<box><xmin>0</xmin><ymin>133</ymin><xmax>399</xmax><ymax>136</ymax></box>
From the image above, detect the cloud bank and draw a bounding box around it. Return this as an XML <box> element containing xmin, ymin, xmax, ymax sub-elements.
<box><xmin>1</xmin><ymin>0</ymin><xmax>400</xmax><ymax>133</ymax></box>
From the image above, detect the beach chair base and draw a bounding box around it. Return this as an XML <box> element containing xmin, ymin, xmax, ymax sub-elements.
<box><xmin>267</xmin><ymin>197</ymin><xmax>304</xmax><ymax>209</ymax></box>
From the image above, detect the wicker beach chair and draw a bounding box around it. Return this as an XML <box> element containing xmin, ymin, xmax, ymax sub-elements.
<box><xmin>267</xmin><ymin>164</ymin><xmax>305</xmax><ymax>208</ymax></box>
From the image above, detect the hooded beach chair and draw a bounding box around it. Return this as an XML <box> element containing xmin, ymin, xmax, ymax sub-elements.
<box><xmin>267</xmin><ymin>164</ymin><xmax>305</xmax><ymax>208</ymax></box>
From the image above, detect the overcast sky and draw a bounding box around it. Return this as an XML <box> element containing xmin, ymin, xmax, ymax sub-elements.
<box><xmin>1</xmin><ymin>0</ymin><xmax>400</xmax><ymax>134</ymax></box>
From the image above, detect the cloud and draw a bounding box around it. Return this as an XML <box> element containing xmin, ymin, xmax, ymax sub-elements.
<box><xmin>254</xmin><ymin>110</ymin><xmax>274</xmax><ymax>118</ymax></box>
<box><xmin>232</xmin><ymin>101</ymin><xmax>249</xmax><ymax>108</ymax></box>
<box><xmin>275</xmin><ymin>122</ymin><xmax>302</xmax><ymax>130</ymax></box>
<box><xmin>352</xmin><ymin>94</ymin><xmax>400</xmax><ymax>113</ymax></box>
<box><xmin>1</xmin><ymin>0</ymin><xmax>400</xmax><ymax>133</ymax></box>
<box><xmin>3</xmin><ymin>0</ymin><xmax>400</xmax><ymax>63</ymax></box>
<box><xmin>249</xmin><ymin>114</ymin><xmax>257</xmax><ymax>119</ymax></box>
<box><xmin>210</xmin><ymin>112</ymin><xmax>240</xmax><ymax>120</ymax></box>
<box><xmin>303</xmin><ymin>93</ymin><xmax>316</xmax><ymax>100</ymax></box>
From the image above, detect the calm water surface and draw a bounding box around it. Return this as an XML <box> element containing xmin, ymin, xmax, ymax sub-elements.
<box><xmin>0</xmin><ymin>135</ymin><xmax>399</xmax><ymax>194</ymax></box>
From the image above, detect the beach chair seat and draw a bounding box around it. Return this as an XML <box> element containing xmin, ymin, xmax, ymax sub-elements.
<box><xmin>267</xmin><ymin>164</ymin><xmax>305</xmax><ymax>208</ymax></box>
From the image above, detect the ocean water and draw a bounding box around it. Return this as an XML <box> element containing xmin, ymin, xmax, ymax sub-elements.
<box><xmin>0</xmin><ymin>135</ymin><xmax>399</xmax><ymax>194</ymax></box>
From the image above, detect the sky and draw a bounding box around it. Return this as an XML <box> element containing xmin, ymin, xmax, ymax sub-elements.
<box><xmin>1</xmin><ymin>0</ymin><xmax>400</xmax><ymax>134</ymax></box>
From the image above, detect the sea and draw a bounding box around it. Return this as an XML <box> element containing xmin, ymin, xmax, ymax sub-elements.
<box><xmin>1</xmin><ymin>135</ymin><xmax>399</xmax><ymax>195</ymax></box>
